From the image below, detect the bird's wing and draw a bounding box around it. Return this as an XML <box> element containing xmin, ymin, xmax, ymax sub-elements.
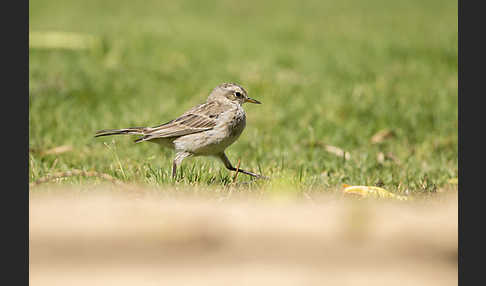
<box><xmin>135</xmin><ymin>101</ymin><xmax>228</xmax><ymax>142</ymax></box>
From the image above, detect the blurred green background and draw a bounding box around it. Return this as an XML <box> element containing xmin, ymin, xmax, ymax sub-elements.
<box><xmin>29</xmin><ymin>0</ymin><xmax>457</xmax><ymax>192</ymax></box>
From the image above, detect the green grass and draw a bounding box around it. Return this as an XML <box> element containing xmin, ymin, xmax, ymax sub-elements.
<box><xmin>29</xmin><ymin>0</ymin><xmax>457</xmax><ymax>194</ymax></box>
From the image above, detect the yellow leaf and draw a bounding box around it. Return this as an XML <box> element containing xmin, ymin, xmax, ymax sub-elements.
<box><xmin>41</xmin><ymin>145</ymin><xmax>73</xmax><ymax>156</ymax></box>
<box><xmin>29</xmin><ymin>31</ymin><xmax>100</xmax><ymax>50</ymax></box>
<box><xmin>447</xmin><ymin>178</ymin><xmax>458</xmax><ymax>185</ymax></box>
<box><xmin>371</xmin><ymin>129</ymin><xmax>395</xmax><ymax>144</ymax></box>
<box><xmin>342</xmin><ymin>184</ymin><xmax>409</xmax><ymax>200</ymax></box>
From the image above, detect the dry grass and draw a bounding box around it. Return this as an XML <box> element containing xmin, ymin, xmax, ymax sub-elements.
<box><xmin>30</xmin><ymin>185</ymin><xmax>457</xmax><ymax>286</ymax></box>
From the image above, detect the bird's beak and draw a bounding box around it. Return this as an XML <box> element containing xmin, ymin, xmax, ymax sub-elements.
<box><xmin>245</xmin><ymin>97</ymin><xmax>262</xmax><ymax>104</ymax></box>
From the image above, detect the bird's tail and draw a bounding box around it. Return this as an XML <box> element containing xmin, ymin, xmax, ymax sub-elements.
<box><xmin>94</xmin><ymin>127</ymin><xmax>146</xmax><ymax>138</ymax></box>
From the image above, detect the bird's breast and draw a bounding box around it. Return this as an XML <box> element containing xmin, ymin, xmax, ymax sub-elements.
<box><xmin>225</xmin><ymin>107</ymin><xmax>246</xmax><ymax>138</ymax></box>
<box><xmin>174</xmin><ymin>105</ymin><xmax>246</xmax><ymax>155</ymax></box>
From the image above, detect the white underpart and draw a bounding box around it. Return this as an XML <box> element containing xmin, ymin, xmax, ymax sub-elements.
<box><xmin>170</xmin><ymin>102</ymin><xmax>246</xmax><ymax>156</ymax></box>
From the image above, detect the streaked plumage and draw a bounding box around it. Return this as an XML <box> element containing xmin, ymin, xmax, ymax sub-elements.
<box><xmin>95</xmin><ymin>83</ymin><xmax>265</xmax><ymax>179</ymax></box>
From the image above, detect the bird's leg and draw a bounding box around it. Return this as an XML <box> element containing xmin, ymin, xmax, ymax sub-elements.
<box><xmin>172</xmin><ymin>152</ymin><xmax>192</xmax><ymax>180</ymax></box>
<box><xmin>217</xmin><ymin>152</ymin><xmax>267</xmax><ymax>179</ymax></box>
<box><xmin>172</xmin><ymin>161</ymin><xmax>177</xmax><ymax>179</ymax></box>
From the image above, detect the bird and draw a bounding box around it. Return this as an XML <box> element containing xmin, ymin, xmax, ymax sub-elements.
<box><xmin>95</xmin><ymin>82</ymin><xmax>266</xmax><ymax>180</ymax></box>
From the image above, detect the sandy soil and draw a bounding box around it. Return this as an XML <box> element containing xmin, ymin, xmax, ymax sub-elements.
<box><xmin>29</xmin><ymin>186</ymin><xmax>457</xmax><ymax>286</ymax></box>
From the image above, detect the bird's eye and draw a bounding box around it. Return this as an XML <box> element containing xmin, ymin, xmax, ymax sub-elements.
<box><xmin>235</xmin><ymin>92</ymin><xmax>242</xmax><ymax>97</ymax></box>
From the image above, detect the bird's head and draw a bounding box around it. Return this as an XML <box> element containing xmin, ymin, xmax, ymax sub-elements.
<box><xmin>207</xmin><ymin>83</ymin><xmax>261</xmax><ymax>105</ymax></box>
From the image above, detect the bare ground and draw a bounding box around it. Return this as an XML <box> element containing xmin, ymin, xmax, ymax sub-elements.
<box><xmin>30</xmin><ymin>185</ymin><xmax>457</xmax><ymax>286</ymax></box>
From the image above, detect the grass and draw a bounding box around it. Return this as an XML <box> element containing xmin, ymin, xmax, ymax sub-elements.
<box><xmin>29</xmin><ymin>0</ymin><xmax>458</xmax><ymax>194</ymax></box>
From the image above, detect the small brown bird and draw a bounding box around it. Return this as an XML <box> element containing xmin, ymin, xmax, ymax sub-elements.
<box><xmin>95</xmin><ymin>83</ymin><xmax>266</xmax><ymax>179</ymax></box>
